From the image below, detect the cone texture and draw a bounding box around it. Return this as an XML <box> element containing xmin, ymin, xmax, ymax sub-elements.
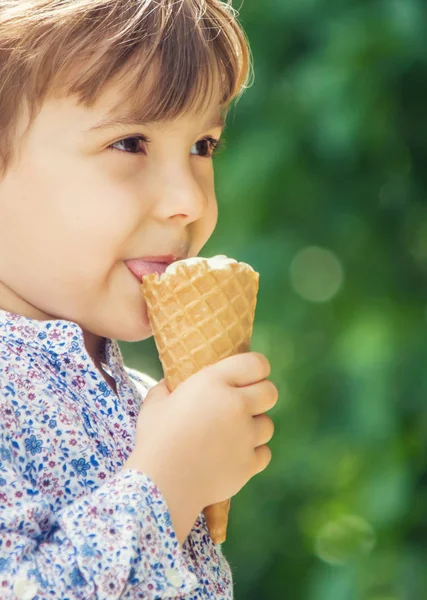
<box><xmin>142</xmin><ymin>258</ymin><xmax>259</xmax><ymax>544</ymax></box>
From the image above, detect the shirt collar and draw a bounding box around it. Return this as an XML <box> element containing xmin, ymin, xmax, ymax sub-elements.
<box><xmin>0</xmin><ymin>309</ymin><xmax>120</xmax><ymax>369</ymax></box>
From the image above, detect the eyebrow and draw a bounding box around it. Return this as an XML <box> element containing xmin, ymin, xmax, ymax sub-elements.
<box><xmin>85</xmin><ymin>113</ymin><xmax>226</xmax><ymax>134</ymax></box>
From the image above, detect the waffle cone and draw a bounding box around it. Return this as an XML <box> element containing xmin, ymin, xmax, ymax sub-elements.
<box><xmin>142</xmin><ymin>256</ymin><xmax>259</xmax><ymax>544</ymax></box>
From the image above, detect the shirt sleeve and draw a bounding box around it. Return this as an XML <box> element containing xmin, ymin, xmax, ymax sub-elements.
<box><xmin>0</xmin><ymin>444</ymin><xmax>199</xmax><ymax>600</ymax></box>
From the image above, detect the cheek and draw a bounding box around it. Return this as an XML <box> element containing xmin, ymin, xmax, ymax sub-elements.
<box><xmin>53</xmin><ymin>154</ymin><xmax>144</xmax><ymax>240</ymax></box>
<box><xmin>195</xmin><ymin>167</ymin><xmax>218</xmax><ymax>241</ymax></box>
<box><xmin>207</xmin><ymin>194</ymin><xmax>218</xmax><ymax>233</ymax></box>
<box><xmin>47</xmin><ymin>159</ymin><xmax>136</xmax><ymax>232</ymax></box>
<box><xmin>0</xmin><ymin>156</ymin><xmax>142</xmax><ymax>278</ymax></box>
<box><xmin>192</xmin><ymin>191</ymin><xmax>218</xmax><ymax>255</ymax></box>
<box><xmin>204</xmin><ymin>169</ymin><xmax>218</xmax><ymax>229</ymax></box>
<box><xmin>71</xmin><ymin>157</ymin><xmax>151</xmax><ymax>243</ymax></box>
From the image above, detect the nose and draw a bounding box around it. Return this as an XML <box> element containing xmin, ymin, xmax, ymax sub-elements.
<box><xmin>152</xmin><ymin>164</ymin><xmax>208</xmax><ymax>225</ymax></box>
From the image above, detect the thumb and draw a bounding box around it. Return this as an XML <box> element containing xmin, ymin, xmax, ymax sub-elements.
<box><xmin>144</xmin><ymin>377</ymin><xmax>171</xmax><ymax>403</ymax></box>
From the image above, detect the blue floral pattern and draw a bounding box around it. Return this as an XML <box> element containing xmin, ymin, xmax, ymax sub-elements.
<box><xmin>0</xmin><ymin>310</ymin><xmax>233</xmax><ymax>599</ymax></box>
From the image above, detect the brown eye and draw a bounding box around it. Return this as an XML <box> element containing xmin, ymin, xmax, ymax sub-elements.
<box><xmin>191</xmin><ymin>137</ymin><xmax>223</xmax><ymax>158</ymax></box>
<box><xmin>110</xmin><ymin>136</ymin><xmax>148</xmax><ymax>154</ymax></box>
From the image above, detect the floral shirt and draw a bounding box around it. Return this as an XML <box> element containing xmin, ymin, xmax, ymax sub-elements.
<box><xmin>0</xmin><ymin>310</ymin><xmax>233</xmax><ymax>600</ymax></box>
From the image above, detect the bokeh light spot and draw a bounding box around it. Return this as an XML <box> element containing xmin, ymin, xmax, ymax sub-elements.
<box><xmin>315</xmin><ymin>514</ymin><xmax>376</xmax><ymax>566</ymax></box>
<box><xmin>290</xmin><ymin>246</ymin><xmax>344</xmax><ymax>302</ymax></box>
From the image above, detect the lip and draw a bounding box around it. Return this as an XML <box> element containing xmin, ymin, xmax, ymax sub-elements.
<box><xmin>125</xmin><ymin>255</ymin><xmax>180</xmax><ymax>282</ymax></box>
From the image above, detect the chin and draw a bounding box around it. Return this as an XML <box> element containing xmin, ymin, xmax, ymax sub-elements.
<box><xmin>117</xmin><ymin>328</ymin><xmax>153</xmax><ymax>343</ymax></box>
<box><xmin>106</xmin><ymin>315</ymin><xmax>153</xmax><ymax>343</ymax></box>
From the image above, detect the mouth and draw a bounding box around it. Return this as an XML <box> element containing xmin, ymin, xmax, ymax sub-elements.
<box><xmin>125</xmin><ymin>255</ymin><xmax>182</xmax><ymax>282</ymax></box>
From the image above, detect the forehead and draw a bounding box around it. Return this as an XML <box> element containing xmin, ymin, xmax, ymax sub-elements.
<box><xmin>85</xmin><ymin>105</ymin><xmax>226</xmax><ymax>134</ymax></box>
<box><xmin>82</xmin><ymin>57</ymin><xmax>227</xmax><ymax>130</ymax></box>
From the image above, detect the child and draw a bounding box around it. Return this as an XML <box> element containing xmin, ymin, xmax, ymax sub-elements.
<box><xmin>0</xmin><ymin>1</ymin><xmax>278</xmax><ymax>598</ymax></box>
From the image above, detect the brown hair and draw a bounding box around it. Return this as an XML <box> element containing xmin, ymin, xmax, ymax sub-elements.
<box><xmin>0</xmin><ymin>0</ymin><xmax>252</xmax><ymax>176</ymax></box>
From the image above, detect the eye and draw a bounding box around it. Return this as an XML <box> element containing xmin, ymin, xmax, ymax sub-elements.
<box><xmin>191</xmin><ymin>137</ymin><xmax>225</xmax><ymax>158</ymax></box>
<box><xmin>109</xmin><ymin>135</ymin><xmax>148</xmax><ymax>154</ymax></box>
<box><xmin>108</xmin><ymin>134</ymin><xmax>225</xmax><ymax>157</ymax></box>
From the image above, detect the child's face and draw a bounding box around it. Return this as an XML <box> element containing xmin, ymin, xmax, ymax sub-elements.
<box><xmin>0</xmin><ymin>76</ymin><xmax>223</xmax><ymax>357</ymax></box>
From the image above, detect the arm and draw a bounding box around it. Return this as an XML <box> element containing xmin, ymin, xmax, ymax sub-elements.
<box><xmin>0</xmin><ymin>434</ymin><xmax>198</xmax><ymax>600</ymax></box>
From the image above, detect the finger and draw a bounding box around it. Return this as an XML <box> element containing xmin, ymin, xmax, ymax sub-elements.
<box><xmin>252</xmin><ymin>414</ymin><xmax>275</xmax><ymax>447</ymax></box>
<box><xmin>143</xmin><ymin>378</ymin><xmax>170</xmax><ymax>404</ymax></box>
<box><xmin>251</xmin><ymin>445</ymin><xmax>272</xmax><ymax>477</ymax></box>
<box><xmin>244</xmin><ymin>379</ymin><xmax>279</xmax><ymax>416</ymax></box>
<box><xmin>209</xmin><ymin>352</ymin><xmax>271</xmax><ymax>387</ymax></box>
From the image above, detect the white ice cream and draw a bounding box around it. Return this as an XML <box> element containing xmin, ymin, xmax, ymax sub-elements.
<box><xmin>165</xmin><ymin>255</ymin><xmax>239</xmax><ymax>275</ymax></box>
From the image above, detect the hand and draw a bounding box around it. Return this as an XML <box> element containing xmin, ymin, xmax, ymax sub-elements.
<box><xmin>122</xmin><ymin>352</ymin><xmax>278</xmax><ymax>543</ymax></box>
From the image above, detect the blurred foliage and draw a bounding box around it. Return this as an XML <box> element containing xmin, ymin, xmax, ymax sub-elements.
<box><xmin>120</xmin><ymin>0</ymin><xmax>427</xmax><ymax>598</ymax></box>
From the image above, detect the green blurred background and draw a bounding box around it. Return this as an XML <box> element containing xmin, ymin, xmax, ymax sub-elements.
<box><xmin>121</xmin><ymin>1</ymin><xmax>427</xmax><ymax>598</ymax></box>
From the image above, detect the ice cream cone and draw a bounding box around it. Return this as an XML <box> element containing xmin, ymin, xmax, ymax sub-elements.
<box><xmin>142</xmin><ymin>255</ymin><xmax>259</xmax><ymax>544</ymax></box>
